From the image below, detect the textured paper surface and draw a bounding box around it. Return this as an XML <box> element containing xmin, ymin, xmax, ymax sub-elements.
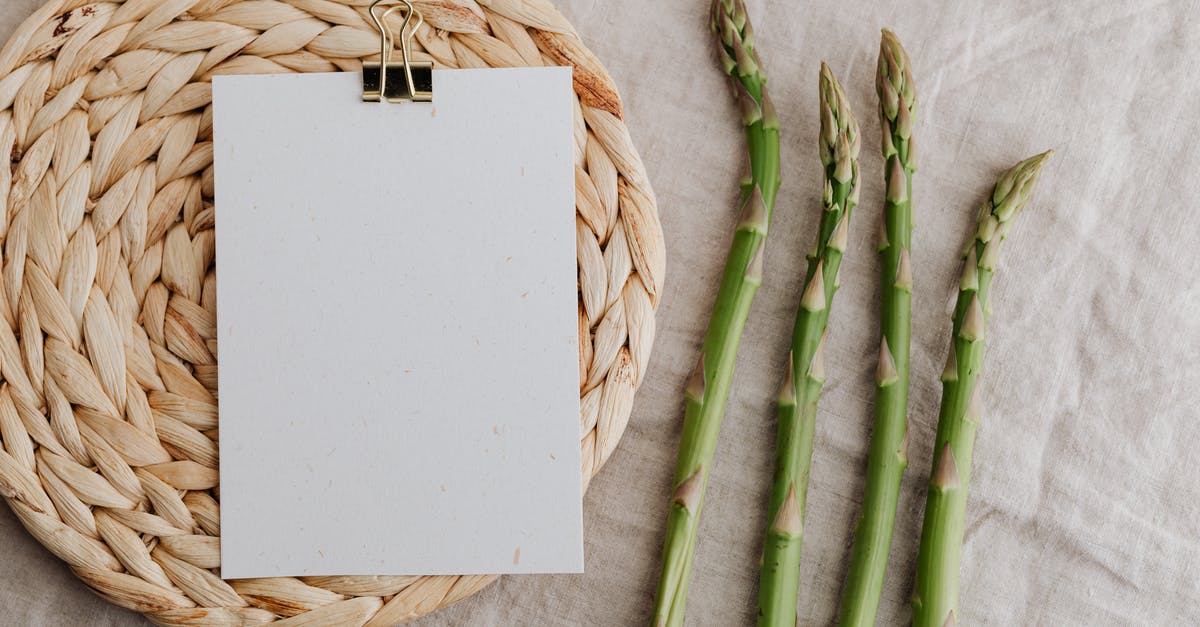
<box><xmin>2</xmin><ymin>1</ymin><xmax>1200</xmax><ymax>624</ymax></box>
<box><xmin>213</xmin><ymin>68</ymin><xmax>581</xmax><ymax>578</ymax></box>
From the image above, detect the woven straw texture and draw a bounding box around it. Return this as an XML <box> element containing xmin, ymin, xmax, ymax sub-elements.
<box><xmin>0</xmin><ymin>0</ymin><xmax>663</xmax><ymax>624</ymax></box>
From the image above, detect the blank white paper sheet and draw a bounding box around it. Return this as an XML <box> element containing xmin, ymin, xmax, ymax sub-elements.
<box><xmin>213</xmin><ymin>68</ymin><xmax>581</xmax><ymax>578</ymax></box>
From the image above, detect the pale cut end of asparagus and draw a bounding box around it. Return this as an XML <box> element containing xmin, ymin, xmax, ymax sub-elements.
<box><xmin>770</xmin><ymin>484</ymin><xmax>804</xmax><ymax>536</ymax></box>
<box><xmin>931</xmin><ymin>442</ymin><xmax>960</xmax><ymax>490</ymax></box>
<box><xmin>672</xmin><ymin>466</ymin><xmax>704</xmax><ymax>512</ymax></box>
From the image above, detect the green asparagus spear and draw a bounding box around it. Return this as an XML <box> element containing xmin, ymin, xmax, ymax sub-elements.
<box><xmin>651</xmin><ymin>1</ymin><xmax>780</xmax><ymax>625</ymax></box>
<box><xmin>911</xmin><ymin>151</ymin><xmax>1052</xmax><ymax>627</ymax></box>
<box><xmin>838</xmin><ymin>29</ymin><xmax>916</xmax><ymax>627</ymax></box>
<box><xmin>757</xmin><ymin>63</ymin><xmax>860</xmax><ymax>627</ymax></box>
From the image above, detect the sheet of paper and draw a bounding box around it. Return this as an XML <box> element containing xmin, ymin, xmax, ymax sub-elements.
<box><xmin>213</xmin><ymin>68</ymin><xmax>581</xmax><ymax>578</ymax></box>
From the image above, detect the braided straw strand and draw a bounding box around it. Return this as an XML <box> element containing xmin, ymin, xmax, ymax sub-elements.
<box><xmin>0</xmin><ymin>0</ymin><xmax>663</xmax><ymax>624</ymax></box>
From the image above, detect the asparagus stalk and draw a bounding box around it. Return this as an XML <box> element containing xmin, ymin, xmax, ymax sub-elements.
<box><xmin>911</xmin><ymin>151</ymin><xmax>1052</xmax><ymax>627</ymax></box>
<box><xmin>838</xmin><ymin>29</ymin><xmax>916</xmax><ymax>627</ymax></box>
<box><xmin>651</xmin><ymin>2</ymin><xmax>780</xmax><ymax>625</ymax></box>
<box><xmin>757</xmin><ymin>63</ymin><xmax>860</xmax><ymax>627</ymax></box>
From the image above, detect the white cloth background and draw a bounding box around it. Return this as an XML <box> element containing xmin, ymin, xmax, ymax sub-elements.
<box><xmin>2</xmin><ymin>0</ymin><xmax>1198</xmax><ymax>625</ymax></box>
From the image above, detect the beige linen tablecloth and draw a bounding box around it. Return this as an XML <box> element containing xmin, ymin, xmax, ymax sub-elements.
<box><xmin>3</xmin><ymin>0</ymin><xmax>1198</xmax><ymax>625</ymax></box>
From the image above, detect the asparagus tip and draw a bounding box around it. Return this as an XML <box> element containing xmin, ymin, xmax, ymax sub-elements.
<box><xmin>816</xmin><ymin>59</ymin><xmax>835</xmax><ymax>84</ymax></box>
<box><xmin>878</xmin><ymin>30</ymin><xmax>914</xmax><ymax>93</ymax></box>
<box><xmin>878</xmin><ymin>29</ymin><xmax>916</xmax><ymax>161</ymax></box>
<box><xmin>819</xmin><ymin>62</ymin><xmax>861</xmax><ymax>175</ymax></box>
<box><xmin>931</xmin><ymin>442</ymin><xmax>960</xmax><ymax>490</ymax></box>
<box><xmin>714</xmin><ymin>0</ymin><xmax>770</xmax><ymax>113</ymax></box>
<box><xmin>880</xmin><ymin>28</ymin><xmax>905</xmax><ymax>50</ymax></box>
<box><xmin>992</xmin><ymin>150</ymin><xmax>1053</xmax><ymax>216</ymax></box>
<box><xmin>770</xmin><ymin>483</ymin><xmax>803</xmax><ymax>536</ymax></box>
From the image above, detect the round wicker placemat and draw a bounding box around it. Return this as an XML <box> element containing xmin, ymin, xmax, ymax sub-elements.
<box><xmin>0</xmin><ymin>1</ymin><xmax>663</xmax><ymax>624</ymax></box>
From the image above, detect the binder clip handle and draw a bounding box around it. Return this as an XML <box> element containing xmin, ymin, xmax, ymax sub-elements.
<box><xmin>363</xmin><ymin>0</ymin><xmax>433</xmax><ymax>103</ymax></box>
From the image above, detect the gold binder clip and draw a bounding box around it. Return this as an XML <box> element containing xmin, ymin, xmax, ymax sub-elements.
<box><xmin>363</xmin><ymin>0</ymin><xmax>433</xmax><ymax>103</ymax></box>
